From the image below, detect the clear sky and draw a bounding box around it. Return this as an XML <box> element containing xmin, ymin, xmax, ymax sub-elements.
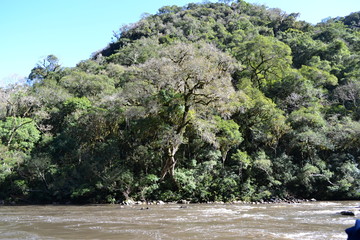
<box><xmin>0</xmin><ymin>0</ymin><xmax>359</xmax><ymax>87</ymax></box>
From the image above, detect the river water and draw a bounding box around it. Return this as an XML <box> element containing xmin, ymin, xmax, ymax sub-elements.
<box><xmin>0</xmin><ymin>201</ymin><xmax>358</xmax><ymax>239</ymax></box>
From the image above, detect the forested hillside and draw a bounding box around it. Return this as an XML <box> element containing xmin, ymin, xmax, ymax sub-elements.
<box><xmin>1</xmin><ymin>0</ymin><xmax>360</xmax><ymax>204</ymax></box>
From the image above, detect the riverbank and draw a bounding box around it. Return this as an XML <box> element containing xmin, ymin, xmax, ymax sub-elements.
<box><xmin>120</xmin><ymin>197</ymin><xmax>318</xmax><ymax>206</ymax></box>
<box><xmin>0</xmin><ymin>196</ymin><xmax>318</xmax><ymax>206</ymax></box>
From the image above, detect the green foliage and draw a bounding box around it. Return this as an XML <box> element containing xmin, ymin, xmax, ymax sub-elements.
<box><xmin>214</xmin><ymin>116</ymin><xmax>243</xmax><ymax>162</ymax></box>
<box><xmin>2</xmin><ymin>1</ymin><xmax>360</xmax><ymax>203</ymax></box>
<box><xmin>63</xmin><ymin>97</ymin><xmax>92</xmax><ymax>114</ymax></box>
<box><xmin>288</xmin><ymin>106</ymin><xmax>326</xmax><ymax>129</ymax></box>
<box><xmin>0</xmin><ymin>117</ymin><xmax>40</xmax><ymax>153</ymax></box>
<box><xmin>234</xmin><ymin>35</ymin><xmax>292</xmax><ymax>89</ymax></box>
<box><xmin>0</xmin><ymin>144</ymin><xmax>27</xmax><ymax>181</ymax></box>
<box><xmin>279</xmin><ymin>30</ymin><xmax>323</xmax><ymax>68</ymax></box>
<box><xmin>174</xmin><ymin>168</ymin><xmax>197</xmax><ymax>198</ymax></box>
<box><xmin>231</xmin><ymin>150</ymin><xmax>252</xmax><ymax>173</ymax></box>
<box><xmin>28</xmin><ymin>55</ymin><xmax>63</xmax><ymax>83</ymax></box>
<box><xmin>60</xmin><ymin>71</ymin><xmax>115</xmax><ymax>98</ymax></box>
<box><xmin>107</xmin><ymin>37</ymin><xmax>161</xmax><ymax>66</ymax></box>
<box><xmin>299</xmin><ymin>65</ymin><xmax>338</xmax><ymax>87</ymax></box>
<box><xmin>139</xmin><ymin>174</ymin><xmax>160</xmax><ymax>200</ymax></box>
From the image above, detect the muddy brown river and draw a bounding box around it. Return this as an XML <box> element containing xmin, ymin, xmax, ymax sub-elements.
<box><xmin>0</xmin><ymin>201</ymin><xmax>358</xmax><ymax>239</ymax></box>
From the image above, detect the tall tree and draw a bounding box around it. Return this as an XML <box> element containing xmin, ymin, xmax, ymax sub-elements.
<box><xmin>233</xmin><ymin>35</ymin><xmax>292</xmax><ymax>90</ymax></box>
<box><xmin>125</xmin><ymin>42</ymin><xmax>237</xmax><ymax>179</ymax></box>
<box><xmin>28</xmin><ymin>55</ymin><xmax>62</xmax><ymax>83</ymax></box>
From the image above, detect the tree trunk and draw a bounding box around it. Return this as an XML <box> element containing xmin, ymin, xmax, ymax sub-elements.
<box><xmin>160</xmin><ymin>144</ymin><xmax>180</xmax><ymax>180</ymax></box>
<box><xmin>160</xmin><ymin>105</ymin><xmax>189</xmax><ymax>180</ymax></box>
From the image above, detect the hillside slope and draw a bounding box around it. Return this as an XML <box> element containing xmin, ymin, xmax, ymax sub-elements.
<box><xmin>1</xmin><ymin>1</ymin><xmax>360</xmax><ymax>204</ymax></box>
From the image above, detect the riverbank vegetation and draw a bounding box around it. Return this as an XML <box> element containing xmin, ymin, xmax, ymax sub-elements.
<box><xmin>1</xmin><ymin>0</ymin><xmax>360</xmax><ymax>204</ymax></box>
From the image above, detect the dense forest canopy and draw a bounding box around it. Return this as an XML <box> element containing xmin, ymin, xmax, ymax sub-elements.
<box><xmin>1</xmin><ymin>0</ymin><xmax>360</xmax><ymax>204</ymax></box>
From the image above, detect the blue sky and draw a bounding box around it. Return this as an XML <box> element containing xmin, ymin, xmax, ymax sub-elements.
<box><xmin>0</xmin><ymin>0</ymin><xmax>359</xmax><ymax>87</ymax></box>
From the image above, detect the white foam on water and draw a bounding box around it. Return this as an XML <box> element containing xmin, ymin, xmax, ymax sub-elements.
<box><xmin>232</xmin><ymin>205</ymin><xmax>257</xmax><ymax>210</ymax></box>
<box><xmin>277</xmin><ymin>231</ymin><xmax>347</xmax><ymax>240</ymax></box>
<box><xmin>0</xmin><ymin>231</ymin><xmax>45</xmax><ymax>239</ymax></box>
<box><xmin>317</xmin><ymin>201</ymin><xmax>342</xmax><ymax>206</ymax></box>
<box><xmin>239</xmin><ymin>213</ymin><xmax>270</xmax><ymax>219</ymax></box>
<box><xmin>198</xmin><ymin>207</ymin><xmax>236</xmax><ymax>215</ymax></box>
<box><xmin>299</xmin><ymin>209</ymin><xmax>341</xmax><ymax>216</ymax></box>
